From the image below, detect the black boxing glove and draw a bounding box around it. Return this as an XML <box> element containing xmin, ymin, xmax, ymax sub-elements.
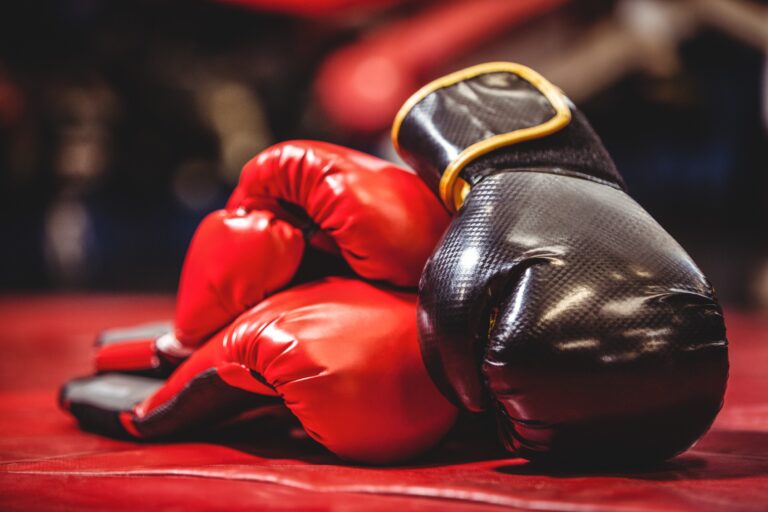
<box><xmin>392</xmin><ymin>62</ymin><xmax>728</xmax><ymax>465</ymax></box>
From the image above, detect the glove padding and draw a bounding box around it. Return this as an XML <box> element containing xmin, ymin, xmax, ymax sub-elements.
<box><xmin>61</xmin><ymin>278</ymin><xmax>458</xmax><ymax>464</ymax></box>
<box><xmin>174</xmin><ymin>140</ymin><xmax>448</xmax><ymax>349</ymax></box>
<box><xmin>393</xmin><ymin>62</ymin><xmax>729</xmax><ymax>465</ymax></box>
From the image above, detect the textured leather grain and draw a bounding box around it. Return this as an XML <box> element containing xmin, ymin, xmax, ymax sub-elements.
<box><xmin>397</xmin><ymin>71</ymin><xmax>624</xmax><ymax>192</ymax></box>
<box><xmin>396</xmin><ymin>65</ymin><xmax>729</xmax><ymax>464</ymax></box>
<box><xmin>419</xmin><ymin>171</ymin><xmax>728</xmax><ymax>462</ymax></box>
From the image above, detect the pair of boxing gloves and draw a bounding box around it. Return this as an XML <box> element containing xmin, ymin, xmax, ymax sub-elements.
<box><xmin>61</xmin><ymin>63</ymin><xmax>729</xmax><ymax>466</ymax></box>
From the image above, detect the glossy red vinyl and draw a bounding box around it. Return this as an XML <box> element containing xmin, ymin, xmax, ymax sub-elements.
<box><xmin>173</xmin><ymin>141</ymin><xmax>448</xmax><ymax>351</ymax></box>
<box><xmin>229</xmin><ymin>141</ymin><xmax>449</xmax><ymax>288</ymax></box>
<box><xmin>137</xmin><ymin>278</ymin><xmax>457</xmax><ymax>464</ymax></box>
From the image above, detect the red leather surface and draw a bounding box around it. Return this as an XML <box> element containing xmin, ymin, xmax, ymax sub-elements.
<box><xmin>229</xmin><ymin>141</ymin><xmax>449</xmax><ymax>288</ymax></box>
<box><xmin>127</xmin><ymin>279</ymin><xmax>457</xmax><ymax>463</ymax></box>
<box><xmin>1</xmin><ymin>295</ymin><xmax>767</xmax><ymax>511</ymax></box>
<box><xmin>175</xmin><ymin>141</ymin><xmax>449</xmax><ymax>349</ymax></box>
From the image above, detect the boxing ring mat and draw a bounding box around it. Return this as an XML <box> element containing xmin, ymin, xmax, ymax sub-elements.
<box><xmin>0</xmin><ymin>294</ymin><xmax>766</xmax><ymax>511</ymax></box>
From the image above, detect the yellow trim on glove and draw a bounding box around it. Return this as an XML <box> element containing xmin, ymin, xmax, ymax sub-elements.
<box><xmin>391</xmin><ymin>62</ymin><xmax>572</xmax><ymax>212</ymax></box>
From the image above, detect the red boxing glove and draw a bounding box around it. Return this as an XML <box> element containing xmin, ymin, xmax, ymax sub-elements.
<box><xmin>61</xmin><ymin>278</ymin><xmax>458</xmax><ymax>464</ymax></box>
<box><xmin>96</xmin><ymin>141</ymin><xmax>449</xmax><ymax>375</ymax></box>
<box><xmin>175</xmin><ymin>140</ymin><xmax>449</xmax><ymax>348</ymax></box>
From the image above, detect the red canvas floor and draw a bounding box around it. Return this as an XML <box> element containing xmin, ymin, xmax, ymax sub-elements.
<box><xmin>1</xmin><ymin>295</ymin><xmax>766</xmax><ymax>511</ymax></box>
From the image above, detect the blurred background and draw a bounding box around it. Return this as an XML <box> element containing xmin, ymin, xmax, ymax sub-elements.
<box><xmin>1</xmin><ymin>0</ymin><xmax>766</xmax><ymax>310</ymax></box>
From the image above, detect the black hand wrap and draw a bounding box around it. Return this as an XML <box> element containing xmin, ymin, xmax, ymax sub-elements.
<box><xmin>393</xmin><ymin>62</ymin><xmax>728</xmax><ymax>465</ymax></box>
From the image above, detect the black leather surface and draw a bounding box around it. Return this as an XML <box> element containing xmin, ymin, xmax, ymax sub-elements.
<box><xmin>60</xmin><ymin>371</ymin><xmax>282</xmax><ymax>439</ymax></box>
<box><xmin>132</xmin><ymin>369</ymin><xmax>282</xmax><ymax>438</ymax></box>
<box><xmin>418</xmin><ymin>171</ymin><xmax>728</xmax><ymax>462</ymax></box>
<box><xmin>396</xmin><ymin>66</ymin><xmax>729</xmax><ymax>464</ymax></box>
<box><xmin>60</xmin><ymin>374</ymin><xmax>164</xmax><ymax>438</ymax></box>
<box><xmin>397</xmin><ymin>72</ymin><xmax>624</xmax><ymax>192</ymax></box>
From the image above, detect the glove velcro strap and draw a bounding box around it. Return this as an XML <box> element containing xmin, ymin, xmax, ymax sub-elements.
<box><xmin>94</xmin><ymin>340</ymin><xmax>160</xmax><ymax>374</ymax></box>
<box><xmin>94</xmin><ymin>322</ymin><xmax>183</xmax><ymax>378</ymax></box>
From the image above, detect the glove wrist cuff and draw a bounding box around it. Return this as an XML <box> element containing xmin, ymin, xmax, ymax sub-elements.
<box><xmin>392</xmin><ymin>62</ymin><xmax>625</xmax><ymax>211</ymax></box>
